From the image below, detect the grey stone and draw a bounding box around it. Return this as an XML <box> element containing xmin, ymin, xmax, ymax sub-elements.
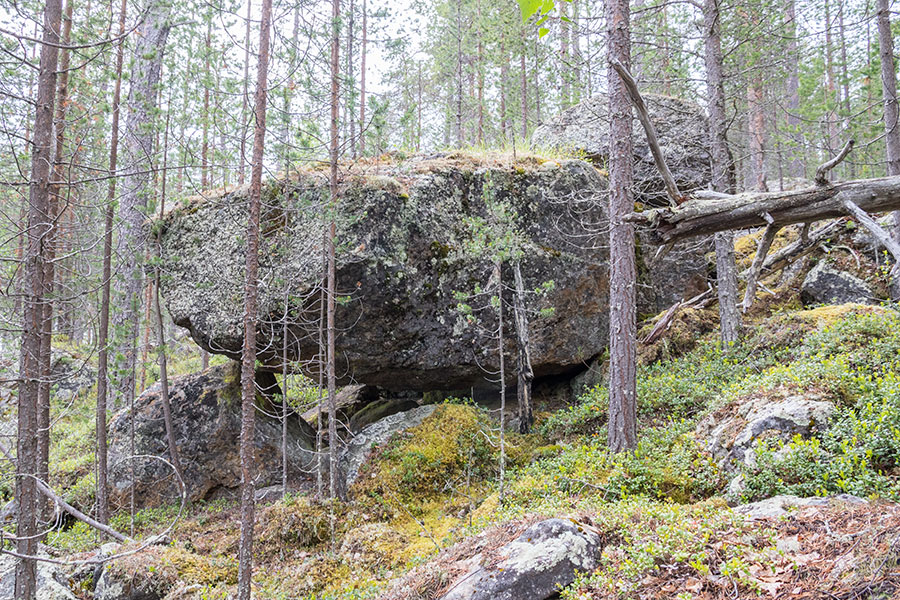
<box><xmin>0</xmin><ymin>552</ymin><xmax>77</xmax><ymax>600</ymax></box>
<box><xmin>349</xmin><ymin>398</ymin><xmax>420</xmax><ymax>432</ymax></box>
<box><xmin>532</xmin><ymin>93</ymin><xmax>712</xmax><ymax>205</ymax></box>
<box><xmin>107</xmin><ymin>361</ymin><xmax>316</xmax><ymax>508</ymax></box>
<box><xmin>438</xmin><ymin>518</ymin><xmax>604</xmax><ymax>600</ymax></box>
<box><xmin>341</xmin><ymin>405</ymin><xmax>436</xmax><ymax>488</ymax></box>
<box><xmin>800</xmin><ymin>261</ymin><xmax>877</xmax><ymax>306</ymax></box>
<box><xmin>734</xmin><ymin>494</ymin><xmax>866</xmax><ymax>519</ymax></box>
<box><xmin>696</xmin><ymin>394</ymin><xmax>835</xmax><ymax>471</ymax></box>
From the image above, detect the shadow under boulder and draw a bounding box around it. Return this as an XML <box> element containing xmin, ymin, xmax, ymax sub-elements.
<box><xmin>107</xmin><ymin>362</ymin><xmax>316</xmax><ymax>509</ymax></box>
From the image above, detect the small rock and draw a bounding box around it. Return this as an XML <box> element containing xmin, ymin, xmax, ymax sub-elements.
<box><xmin>695</xmin><ymin>393</ymin><xmax>835</xmax><ymax>471</ymax></box>
<box><xmin>439</xmin><ymin>518</ymin><xmax>604</xmax><ymax>600</ymax></box>
<box><xmin>800</xmin><ymin>261</ymin><xmax>877</xmax><ymax>306</ymax></box>
<box><xmin>734</xmin><ymin>494</ymin><xmax>865</xmax><ymax>519</ymax></box>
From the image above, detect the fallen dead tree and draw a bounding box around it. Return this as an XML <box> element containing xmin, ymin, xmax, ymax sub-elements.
<box><xmin>627</xmin><ymin>173</ymin><xmax>900</xmax><ymax>245</ymax></box>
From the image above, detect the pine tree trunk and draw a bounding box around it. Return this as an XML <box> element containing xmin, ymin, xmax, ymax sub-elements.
<box><xmin>747</xmin><ymin>80</ymin><xmax>768</xmax><ymax>192</ymax></box>
<box><xmin>18</xmin><ymin>0</ymin><xmax>63</xmax><ymax>594</ymax></box>
<box><xmin>560</xmin><ymin>2</ymin><xmax>570</xmax><ymax>108</ymax></box>
<box><xmin>237</xmin><ymin>0</ymin><xmax>273</xmax><ymax>595</ymax></box>
<box><xmin>239</xmin><ymin>0</ymin><xmax>252</xmax><ymax>185</ymax></box>
<box><xmin>328</xmin><ymin>0</ymin><xmax>343</xmax><ymax>503</ymax></box>
<box><xmin>876</xmin><ymin>0</ymin><xmax>900</xmax><ymax>297</ymax></box>
<box><xmin>606</xmin><ymin>0</ymin><xmax>637</xmax><ymax>453</ymax></box>
<box><xmin>95</xmin><ymin>0</ymin><xmax>128</xmax><ymax>527</ymax></box>
<box><xmin>359</xmin><ymin>0</ymin><xmax>367</xmax><ymax>154</ymax></box>
<box><xmin>703</xmin><ymin>0</ymin><xmax>742</xmax><ymax>344</ymax></box>
<box><xmin>785</xmin><ymin>0</ymin><xmax>803</xmax><ymax>177</ymax></box>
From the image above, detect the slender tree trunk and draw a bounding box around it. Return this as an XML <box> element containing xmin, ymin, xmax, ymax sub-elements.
<box><xmin>785</xmin><ymin>0</ymin><xmax>803</xmax><ymax>177</ymax></box>
<box><xmin>606</xmin><ymin>0</ymin><xmax>637</xmax><ymax>452</ymax></box>
<box><xmin>37</xmin><ymin>0</ymin><xmax>72</xmax><ymax>524</ymax></box>
<box><xmin>512</xmin><ymin>262</ymin><xmax>533</xmax><ymax>434</ymax></box>
<box><xmin>328</xmin><ymin>0</ymin><xmax>343</xmax><ymax>504</ymax></box>
<box><xmin>455</xmin><ymin>0</ymin><xmax>463</xmax><ymax>147</ymax></box>
<box><xmin>154</xmin><ymin>111</ymin><xmax>184</xmax><ymax>490</ymax></box>
<box><xmin>476</xmin><ymin>0</ymin><xmax>484</xmax><ymax>145</ymax></box>
<box><xmin>202</xmin><ymin>19</ymin><xmax>211</xmax><ymax>190</ymax></box>
<box><xmin>239</xmin><ymin>0</ymin><xmax>252</xmax><ymax>185</ymax></box>
<box><xmin>494</xmin><ymin>261</ymin><xmax>506</xmax><ymax>501</ymax></box>
<box><xmin>113</xmin><ymin>0</ymin><xmax>171</xmax><ymax>417</ymax></box>
<box><xmin>824</xmin><ymin>0</ymin><xmax>840</xmax><ymax>155</ymax></box>
<box><xmin>500</xmin><ymin>36</ymin><xmax>509</xmax><ymax>142</ymax></box>
<box><xmin>703</xmin><ymin>0</ymin><xmax>742</xmax><ymax>344</ymax></box>
<box><xmin>520</xmin><ymin>45</ymin><xmax>528</xmax><ymax>141</ymax></box>
<box><xmin>18</xmin><ymin>0</ymin><xmax>62</xmax><ymax>594</ymax></box>
<box><xmin>417</xmin><ymin>63</ymin><xmax>422</xmax><ymax>151</ymax></box>
<box><xmin>359</xmin><ymin>0</ymin><xmax>367</xmax><ymax>155</ymax></box>
<box><xmin>237</xmin><ymin>0</ymin><xmax>273</xmax><ymax>595</ymax></box>
<box><xmin>837</xmin><ymin>1</ymin><xmax>854</xmax><ymax>178</ymax></box>
<box><xmin>876</xmin><ymin>0</ymin><xmax>900</xmax><ymax>297</ymax></box>
<box><xmin>747</xmin><ymin>80</ymin><xmax>768</xmax><ymax>192</ymax></box>
<box><xmin>346</xmin><ymin>0</ymin><xmax>355</xmax><ymax>158</ymax></box>
<box><xmin>96</xmin><ymin>0</ymin><xmax>128</xmax><ymax>527</ymax></box>
<box><xmin>560</xmin><ymin>1</ymin><xmax>570</xmax><ymax>108</ymax></box>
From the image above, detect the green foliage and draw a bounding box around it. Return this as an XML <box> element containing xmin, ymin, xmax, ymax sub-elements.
<box><xmin>507</xmin><ymin>422</ymin><xmax>723</xmax><ymax>510</ymax></box>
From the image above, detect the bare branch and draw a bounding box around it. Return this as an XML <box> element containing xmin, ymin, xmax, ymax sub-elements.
<box><xmin>815</xmin><ymin>139</ymin><xmax>855</xmax><ymax>186</ymax></box>
<box><xmin>742</xmin><ymin>225</ymin><xmax>780</xmax><ymax>312</ymax></box>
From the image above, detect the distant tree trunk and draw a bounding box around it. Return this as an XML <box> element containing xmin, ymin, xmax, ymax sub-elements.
<box><xmin>534</xmin><ymin>36</ymin><xmax>542</xmax><ymax>125</ymax></box>
<box><xmin>328</xmin><ymin>0</ymin><xmax>343</xmax><ymax>503</ymax></box>
<box><xmin>113</xmin><ymin>0</ymin><xmax>171</xmax><ymax>415</ymax></box>
<box><xmin>747</xmin><ymin>80</ymin><xmax>768</xmax><ymax>192</ymax></box>
<box><xmin>785</xmin><ymin>0</ymin><xmax>803</xmax><ymax>177</ymax></box>
<box><xmin>359</xmin><ymin>0</ymin><xmax>367</xmax><ymax>154</ymax></box>
<box><xmin>572</xmin><ymin>1</ymin><xmax>581</xmax><ymax>103</ymax></box>
<box><xmin>560</xmin><ymin>1</ymin><xmax>570</xmax><ymax>108</ymax></box>
<box><xmin>202</xmin><ymin>19</ymin><xmax>211</xmax><ymax>189</ymax></box>
<box><xmin>18</xmin><ymin>0</ymin><xmax>62</xmax><ymax>594</ymax></box>
<box><xmin>837</xmin><ymin>2</ymin><xmax>854</xmax><ymax>178</ymax></box>
<box><xmin>476</xmin><ymin>0</ymin><xmax>484</xmax><ymax>145</ymax></box>
<box><xmin>824</xmin><ymin>0</ymin><xmax>840</xmax><ymax>155</ymax></box>
<box><xmin>237</xmin><ymin>0</ymin><xmax>273</xmax><ymax>595</ymax></box>
<box><xmin>96</xmin><ymin>0</ymin><xmax>128</xmax><ymax>527</ymax></box>
<box><xmin>346</xmin><ymin>0</ymin><xmax>355</xmax><ymax>158</ymax></box>
<box><xmin>455</xmin><ymin>0</ymin><xmax>463</xmax><ymax>147</ymax></box>
<box><xmin>512</xmin><ymin>261</ymin><xmax>533</xmax><ymax>434</ymax></box>
<box><xmin>239</xmin><ymin>0</ymin><xmax>252</xmax><ymax>185</ymax></box>
<box><xmin>520</xmin><ymin>47</ymin><xmax>528</xmax><ymax>141</ymax></box>
<box><xmin>500</xmin><ymin>36</ymin><xmax>509</xmax><ymax>141</ymax></box>
<box><xmin>417</xmin><ymin>63</ymin><xmax>422</xmax><ymax>151</ymax></box>
<box><xmin>606</xmin><ymin>0</ymin><xmax>637</xmax><ymax>452</ymax></box>
<box><xmin>703</xmin><ymin>0</ymin><xmax>742</xmax><ymax>344</ymax></box>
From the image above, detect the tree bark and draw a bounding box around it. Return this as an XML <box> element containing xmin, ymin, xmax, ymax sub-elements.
<box><xmin>18</xmin><ymin>0</ymin><xmax>63</xmax><ymax>595</ymax></box>
<box><xmin>95</xmin><ymin>0</ymin><xmax>128</xmax><ymax>528</ymax></box>
<box><xmin>606</xmin><ymin>0</ymin><xmax>637</xmax><ymax>452</ymax></box>
<box><xmin>237</xmin><ymin>0</ymin><xmax>273</xmax><ymax>594</ymax></box>
<box><xmin>328</xmin><ymin>0</ymin><xmax>343</xmax><ymax>503</ymax></box>
<box><xmin>359</xmin><ymin>0</ymin><xmax>367</xmax><ymax>154</ymax></box>
<box><xmin>512</xmin><ymin>262</ymin><xmax>533</xmax><ymax>434</ymax></box>
<box><xmin>703</xmin><ymin>0</ymin><xmax>742</xmax><ymax>344</ymax></box>
<box><xmin>785</xmin><ymin>0</ymin><xmax>803</xmax><ymax>177</ymax></box>
<box><xmin>876</xmin><ymin>0</ymin><xmax>900</xmax><ymax>296</ymax></box>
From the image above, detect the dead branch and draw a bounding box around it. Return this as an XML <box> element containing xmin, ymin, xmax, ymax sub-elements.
<box><xmin>610</xmin><ymin>58</ymin><xmax>683</xmax><ymax>206</ymax></box>
<box><xmin>746</xmin><ymin>219</ymin><xmax>843</xmax><ymax>276</ymax></box>
<box><xmin>742</xmin><ymin>225</ymin><xmax>780</xmax><ymax>312</ymax></box>
<box><xmin>640</xmin><ymin>286</ymin><xmax>712</xmax><ymax>345</ymax></box>
<box><xmin>628</xmin><ymin>175</ymin><xmax>900</xmax><ymax>243</ymax></box>
<box><xmin>841</xmin><ymin>196</ymin><xmax>900</xmax><ymax>275</ymax></box>
<box><xmin>815</xmin><ymin>140</ymin><xmax>855</xmax><ymax>186</ymax></box>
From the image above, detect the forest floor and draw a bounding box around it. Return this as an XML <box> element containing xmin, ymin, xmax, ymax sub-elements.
<box><xmin>10</xmin><ymin>225</ymin><xmax>900</xmax><ymax>600</ymax></box>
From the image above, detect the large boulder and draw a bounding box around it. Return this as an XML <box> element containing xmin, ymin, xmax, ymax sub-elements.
<box><xmin>532</xmin><ymin>93</ymin><xmax>712</xmax><ymax>205</ymax></box>
<box><xmin>107</xmin><ymin>362</ymin><xmax>316</xmax><ymax>508</ymax></box>
<box><xmin>0</xmin><ymin>551</ymin><xmax>77</xmax><ymax>600</ymax></box>
<box><xmin>159</xmin><ymin>158</ymin><xmax>613</xmax><ymax>392</ymax></box>
<box><xmin>438</xmin><ymin>518</ymin><xmax>603</xmax><ymax>600</ymax></box>
<box><xmin>801</xmin><ymin>261</ymin><xmax>877</xmax><ymax>306</ymax></box>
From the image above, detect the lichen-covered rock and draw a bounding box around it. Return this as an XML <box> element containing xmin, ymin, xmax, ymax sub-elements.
<box><xmin>438</xmin><ymin>518</ymin><xmax>603</xmax><ymax>600</ymax></box>
<box><xmin>734</xmin><ymin>494</ymin><xmax>866</xmax><ymax>519</ymax></box>
<box><xmin>0</xmin><ymin>552</ymin><xmax>77</xmax><ymax>600</ymax></box>
<box><xmin>340</xmin><ymin>404</ymin><xmax>436</xmax><ymax>488</ymax></box>
<box><xmin>695</xmin><ymin>393</ymin><xmax>835</xmax><ymax>471</ymax></box>
<box><xmin>533</xmin><ymin>93</ymin><xmax>712</xmax><ymax>204</ymax></box>
<box><xmin>107</xmin><ymin>362</ymin><xmax>316</xmax><ymax>508</ymax></box>
<box><xmin>801</xmin><ymin>261</ymin><xmax>877</xmax><ymax>306</ymax></box>
<box><xmin>160</xmin><ymin>157</ymin><xmax>614</xmax><ymax>392</ymax></box>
